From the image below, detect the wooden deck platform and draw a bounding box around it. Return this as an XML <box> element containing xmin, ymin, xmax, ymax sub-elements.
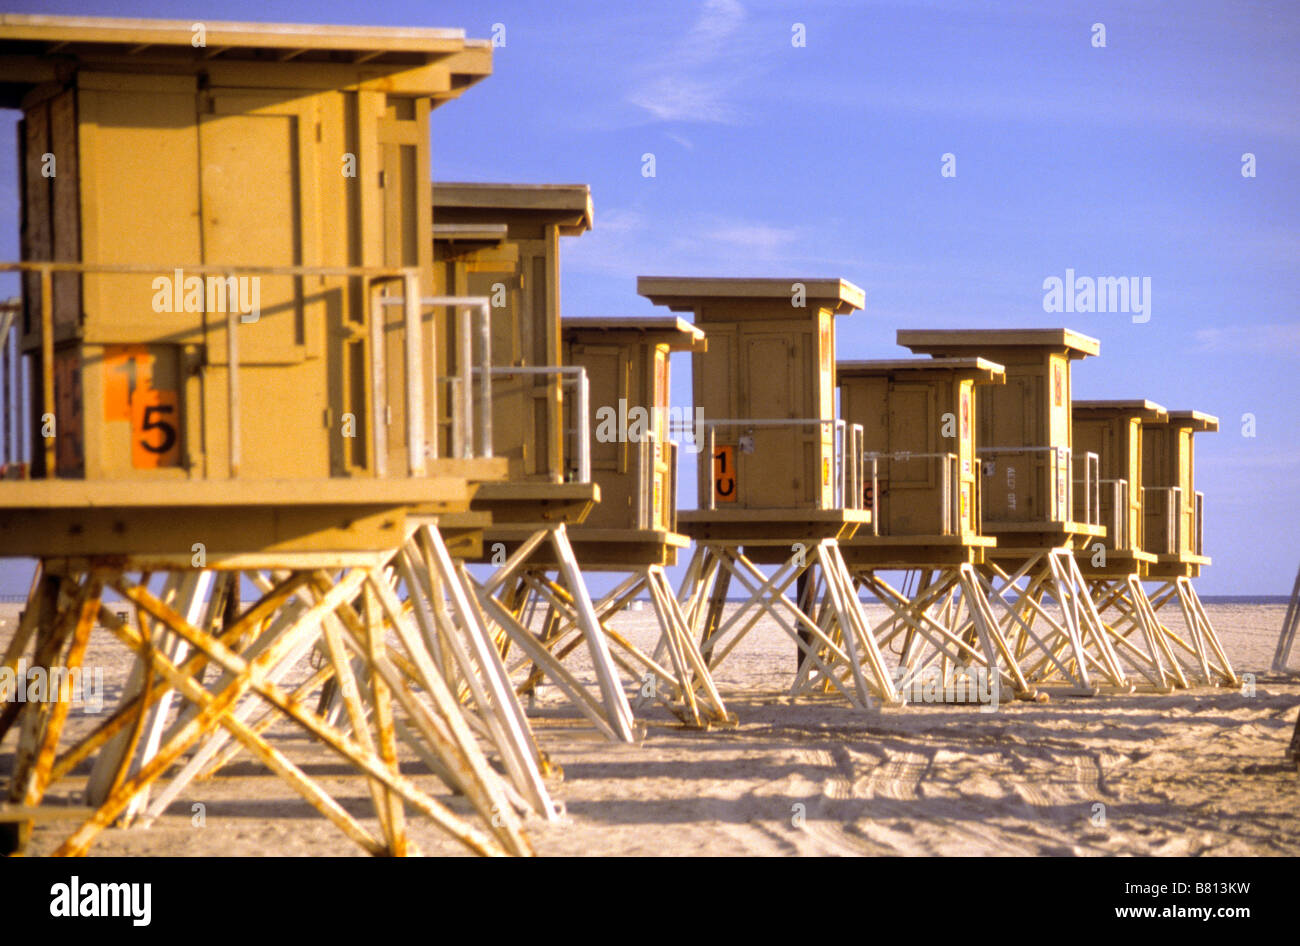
<box><xmin>0</xmin><ymin>475</ymin><xmax>496</xmax><ymax>560</ymax></box>
<box><xmin>475</xmin><ymin>527</ymin><xmax>690</xmax><ymax>568</ymax></box>
<box><xmin>677</xmin><ymin>508</ymin><xmax>870</xmax><ymax>547</ymax></box>
<box><xmin>838</xmin><ymin>533</ymin><xmax>997</xmax><ymax>567</ymax></box>
<box><xmin>467</xmin><ymin>481</ymin><xmax>599</xmax><ymax>526</ymax></box>
<box><xmin>1074</xmin><ymin>547</ymin><xmax>1160</xmax><ymax>578</ymax></box>
<box><xmin>1146</xmin><ymin>551</ymin><xmax>1211</xmax><ymax>579</ymax></box>
<box><xmin>985</xmin><ymin>520</ymin><xmax>1107</xmax><ymax>560</ymax></box>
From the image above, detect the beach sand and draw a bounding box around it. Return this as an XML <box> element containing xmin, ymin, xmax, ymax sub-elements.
<box><xmin>4</xmin><ymin>601</ymin><xmax>1297</xmax><ymax>856</ymax></box>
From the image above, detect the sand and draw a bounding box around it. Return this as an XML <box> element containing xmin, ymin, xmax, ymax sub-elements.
<box><xmin>3</xmin><ymin>601</ymin><xmax>1297</xmax><ymax>857</ymax></box>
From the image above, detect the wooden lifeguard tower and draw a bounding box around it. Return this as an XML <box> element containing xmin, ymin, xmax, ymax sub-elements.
<box><xmin>0</xmin><ymin>14</ymin><xmax>557</xmax><ymax>857</ymax></box>
<box><xmin>1070</xmin><ymin>399</ymin><xmax>1188</xmax><ymax>691</ymax></box>
<box><xmin>428</xmin><ymin>182</ymin><xmax>638</xmax><ymax>743</ymax></box>
<box><xmin>898</xmin><ymin>329</ymin><xmax>1132</xmax><ymax>694</ymax></box>
<box><xmin>639</xmin><ymin>276</ymin><xmax>900</xmax><ymax>708</ymax></box>
<box><xmin>556</xmin><ymin>316</ymin><xmax>730</xmax><ymax>726</ymax></box>
<box><xmin>1071</xmin><ymin>397</ymin><xmax>1190</xmax><ymax>686</ymax></box>
<box><xmin>835</xmin><ymin>358</ymin><xmax>1040</xmax><ymax>703</ymax></box>
<box><xmin>1138</xmin><ymin>409</ymin><xmax>1237</xmax><ymax>686</ymax></box>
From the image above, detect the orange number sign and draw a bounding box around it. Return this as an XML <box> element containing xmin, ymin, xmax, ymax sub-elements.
<box><xmin>130</xmin><ymin>389</ymin><xmax>180</xmax><ymax>468</ymax></box>
<box><xmin>106</xmin><ymin>346</ymin><xmax>180</xmax><ymax>468</ymax></box>
<box><xmin>713</xmin><ymin>445</ymin><xmax>736</xmax><ymax>503</ymax></box>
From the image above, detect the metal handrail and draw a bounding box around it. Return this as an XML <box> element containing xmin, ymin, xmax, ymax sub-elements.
<box><xmin>978</xmin><ymin>444</ymin><xmax>1073</xmax><ymax>523</ymax></box>
<box><xmin>864</xmin><ymin>451</ymin><xmax>961</xmax><ymax>535</ymax></box>
<box><xmin>380</xmin><ymin>295</ymin><xmax>493</xmax><ymax>461</ymax></box>
<box><xmin>1095</xmin><ymin>477</ymin><xmax>1129</xmax><ymax>550</ymax></box>
<box><xmin>1</xmin><ymin>259</ymin><xmax>487</xmax><ymax>480</ymax></box>
<box><xmin>697</xmin><ymin>417</ymin><xmax>849</xmax><ymax>511</ymax></box>
<box><xmin>1070</xmin><ymin>451</ymin><xmax>1100</xmax><ymax>525</ymax></box>
<box><xmin>474</xmin><ymin>365</ymin><xmax>591</xmax><ymax>483</ymax></box>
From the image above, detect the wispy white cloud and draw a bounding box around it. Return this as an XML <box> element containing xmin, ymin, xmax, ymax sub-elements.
<box><xmin>568</xmin><ymin>210</ymin><xmax>808</xmax><ymax>277</ymax></box>
<box><xmin>1191</xmin><ymin>323</ymin><xmax>1300</xmax><ymax>355</ymax></box>
<box><xmin>594</xmin><ymin>208</ymin><xmax>647</xmax><ymax>234</ymax></box>
<box><xmin>702</xmin><ymin>221</ymin><xmax>803</xmax><ymax>257</ymax></box>
<box><xmin>629</xmin><ymin>75</ymin><xmax>741</xmax><ymax>124</ymax></box>
<box><xmin>679</xmin><ymin>0</ymin><xmax>746</xmax><ymax>59</ymax></box>
<box><xmin>624</xmin><ymin>0</ymin><xmax>762</xmax><ymax>125</ymax></box>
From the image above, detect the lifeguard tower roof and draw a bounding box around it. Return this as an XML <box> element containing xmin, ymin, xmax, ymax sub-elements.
<box><xmin>1166</xmin><ymin>409</ymin><xmax>1218</xmax><ymax>432</ymax></box>
<box><xmin>432</xmin><ymin>222</ymin><xmax>510</xmax><ymax>245</ymax></box>
<box><xmin>0</xmin><ymin>14</ymin><xmax>493</xmax><ymax>105</ymax></box>
<box><xmin>562</xmin><ymin>316</ymin><xmax>706</xmax><ymax>352</ymax></box>
<box><xmin>434</xmin><ymin>182</ymin><xmax>593</xmax><ymax>234</ymax></box>
<box><xmin>898</xmin><ymin>328</ymin><xmax>1100</xmax><ymax>359</ymax></box>
<box><xmin>838</xmin><ymin>356</ymin><xmax>1005</xmax><ymax>382</ymax></box>
<box><xmin>1075</xmin><ymin>399</ymin><xmax>1168</xmax><ymax>421</ymax></box>
<box><xmin>637</xmin><ymin>277</ymin><xmax>865</xmax><ymax>315</ymax></box>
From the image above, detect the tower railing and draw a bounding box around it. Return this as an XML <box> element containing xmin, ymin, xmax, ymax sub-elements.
<box><xmin>0</xmin><ymin>260</ymin><xmax>493</xmax><ymax>480</ymax></box>
<box><xmin>1142</xmin><ymin>485</ymin><xmax>1184</xmax><ymax>554</ymax></box>
<box><xmin>1092</xmin><ymin>477</ymin><xmax>1131</xmax><ymax>550</ymax></box>
<box><xmin>977</xmin><ymin>444</ymin><xmax>1074</xmax><ymax>524</ymax></box>
<box><xmin>480</xmin><ymin>364</ymin><xmax>592</xmax><ymax>483</ymax></box>
<box><xmin>697</xmin><ymin>418</ymin><xmax>862</xmax><ymax>511</ymax></box>
<box><xmin>862</xmin><ymin>450</ymin><xmax>962</xmax><ymax>536</ymax></box>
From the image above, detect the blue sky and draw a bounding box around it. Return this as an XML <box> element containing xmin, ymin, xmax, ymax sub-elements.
<box><xmin>1</xmin><ymin>0</ymin><xmax>1296</xmax><ymax>594</ymax></box>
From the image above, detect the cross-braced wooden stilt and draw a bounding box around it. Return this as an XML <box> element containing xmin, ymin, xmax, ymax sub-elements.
<box><xmin>848</xmin><ymin>564</ymin><xmax>1038</xmax><ymax>702</ymax></box>
<box><xmin>463</xmin><ymin>523</ymin><xmax>638</xmax><ymax>742</ymax></box>
<box><xmin>138</xmin><ymin>523</ymin><xmax>561</xmax><ymax>826</ymax></box>
<box><xmin>509</xmin><ymin>563</ymin><xmax>731</xmax><ymax>728</ymax></box>
<box><xmin>1273</xmin><ymin>562</ymin><xmax>1300</xmax><ymax>673</ymax></box>
<box><xmin>1140</xmin><ymin>576</ymin><xmax>1238</xmax><ymax>687</ymax></box>
<box><xmin>677</xmin><ymin>540</ymin><xmax>901</xmax><ymax>708</ymax></box>
<box><xmin>1083</xmin><ymin>575</ymin><xmax>1184</xmax><ymax>691</ymax></box>
<box><xmin>1</xmin><ymin>553</ymin><xmax>535</xmax><ymax>857</ymax></box>
<box><xmin>978</xmin><ymin>549</ymin><xmax>1132</xmax><ymax>694</ymax></box>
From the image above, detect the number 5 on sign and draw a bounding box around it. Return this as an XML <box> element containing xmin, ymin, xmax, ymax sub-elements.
<box><xmin>131</xmin><ymin>388</ymin><xmax>180</xmax><ymax>468</ymax></box>
<box><xmin>713</xmin><ymin>445</ymin><xmax>736</xmax><ymax>504</ymax></box>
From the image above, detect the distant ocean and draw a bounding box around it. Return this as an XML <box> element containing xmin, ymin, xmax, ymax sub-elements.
<box><xmin>1199</xmin><ymin>596</ymin><xmax>1292</xmax><ymax>605</ymax></box>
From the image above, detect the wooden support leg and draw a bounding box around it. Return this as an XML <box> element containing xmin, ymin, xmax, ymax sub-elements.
<box><xmin>2</xmin><ymin>573</ymin><xmax>100</xmax><ymax>854</ymax></box>
<box><xmin>1274</xmin><ymin>563</ymin><xmax>1300</xmax><ymax>672</ymax></box>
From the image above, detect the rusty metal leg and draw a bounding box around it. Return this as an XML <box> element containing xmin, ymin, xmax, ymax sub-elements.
<box><xmin>699</xmin><ymin>553</ymin><xmax>731</xmax><ymax>667</ymax></box>
<box><xmin>2</xmin><ymin>571</ymin><xmax>99</xmax><ymax>854</ymax></box>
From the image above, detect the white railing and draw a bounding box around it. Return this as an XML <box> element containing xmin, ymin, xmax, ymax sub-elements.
<box><xmin>1094</xmin><ymin>478</ymin><xmax>1130</xmax><ymax>550</ymax></box>
<box><xmin>0</xmin><ymin>298</ymin><xmax>21</xmax><ymax>474</ymax></box>
<box><xmin>480</xmin><ymin>365</ymin><xmax>591</xmax><ymax>483</ymax></box>
<box><xmin>698</xmin><ymin>418</ymin><xmax>860</xmax><ymax>511</ymax></box>
<box><xmin>863</xmin><ymin>451</ymin><xmax>961</xmax><ymax>535</ymax></box>
<box><xmin>2</xmin><ymin>260</ymin><xmax>492</xmax><ymax>480</ymax></box>
<box><xmin>1143</xmin><ymin>485</ymin><xmax>1183</xmax><ymax>554</ymax></box>
<box><xmin>977</xmin><ymin>445</ymin><xmax>1073</xmax><ymax>523</ymax></box>
<box><xmin>381</xmin><ymin>295</ymin><xmax>493</xmax><ymax>461</ymax></box>
<box><xmin>1071</xmin><ymin>451</ymin><xmax>1101</xmax><ymax>525</ymax></box>
<box><xmin>1195</xmin><ymin>490</ymin><xmax>1205</xmax><ymax>556</ymax></box>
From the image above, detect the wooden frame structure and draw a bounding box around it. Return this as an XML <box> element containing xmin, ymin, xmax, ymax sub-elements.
<box><xmin>1069</xmin><ymin>399</ymin><xmax>1190</xmax><ymax>691</ymax></box>
<box><xmin>551</xmin><ymin>315</ymin><xmax>731</xmax><ymax>727</ymax></box>
<box><xmin>431</xmin><ymin>182</ymin><xmax>639</xmax><ymax>743</ymax></box>
<box><xmin>1137</xmin><ymin>409</ymin><xmax>1237</xmax><ymax>686</ymax></box>
<box><xmin>898</xmin><ymin>329</ymin><xmax>1134</xmax><ymax>695</ymax></box>
<box><xmin>835</xmin><ymin>357</ymin><xmax>1040</xmax><ymax>704</ymax></box>
<box><xmin>640</xmin><ymin>276</ymin><xmax>901</xmax><ymax>707</ymax></box>
<box><xmin>0</xmin><ymin>15</ymin><xmax>559</xmax><ymax>857</ymax></box>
